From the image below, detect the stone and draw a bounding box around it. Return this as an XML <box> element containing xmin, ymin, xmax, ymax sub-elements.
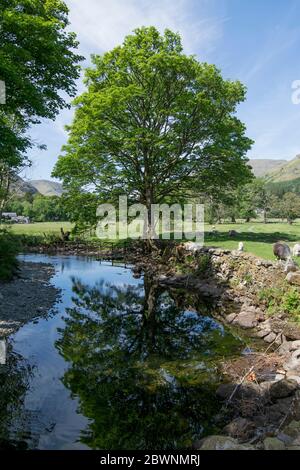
<box><xmin>268</xmin><ymin>396</ymin><xmax>294</xmax><ymax>423</ymax></box>
<box><xmin>269</xmin><ymin>379</ymin><xmax>298</xmax><ymax>399</ymax></box>
<box><xmin>216</xmin><ymin>382</ymin><xmax>261</xmax><ymax>401</ymax></box>
<box><xmin>226</xmin><ymin>313</ymin><xmax>237</xmax><ymax>323</ymax></box>
<box><xmin>259</xmin><ymin>381</ymin><xmax>273</xmax><ymax>393</ymax></box>
<box><xmin>285</xmin><ymin>373</ymin><xmax>300</xmax><ymax>385</ymax></box>
<box><xmin>284</xmin><ymin>259</ymin><xmax>299</xmax><ymax>274</ymax></box>
<box><xmin>283</xmin><ymin>349</ymin><xmax>300</xmax><ymax>371</ymax></box>
<box><xmin>263</xmin><ymin>332</ymin><xmax>277</xmax><ymax>343</ymax></box>
<box><xmin>263</xmin><ymin>437</ymin><xmax>285</xmax><ymax>450</ymax></box>
<box><xmin>233</xmin><ymin>309</ymin><xmax>258</xmax><ymax>329</ymax></box>
<box><xmin>270</xmin><ymin>319</ymin><xmax>300</xmax><ymax>341</ymax></box>
<box><xmin>286</xmin><ymin>271</ymin><xmax>300</xmax><ymax>286</ymax></box>
<box><xmin>283</xmin><ymin>420</ymin><xmax>300</xmax><ymax>439</ymax></box>
<box><xmin>277</xmin><ymin>432</ymin><xmax>294</xmax><ymax>445</ymax></box>
<box><xmin>216</xmin><ymin>383</ymin><xmax>236</xmax><ymax>400</ymax></box>
<box><xmin>199</xmin><ymin>435</ymin><xmax>253</xmax><ymax>450</ymax></box>
<box><xmin>290</xmin><ymin>436</ymin><xmax>300</xmax><ymax>446</ymax></box>
<box><xmin>256</xmin><ymin>320</ymin><xmax>272</xmax><ymax>338</ymax></box>
<box><xmin>224</xmin><ymin>417</ymin><xmax>255</xmax><ymax>440</ymax></box>
<box><xmin>278</xmin><ymin>340</ymin><xmax>300</xmax><ymax>355</ymax></box>
<box><xmin>256</xmin><ymin>260</ymin><xmax>273</xmax><ymax>268</ymax></box>
<box><xmin>290</xmin><ymin>391</ymin><xmax>300</xmax><ymax>420</ymax></box>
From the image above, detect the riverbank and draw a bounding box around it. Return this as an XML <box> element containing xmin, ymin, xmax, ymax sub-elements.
<box><xmin>0</xmin><ymin>261</ymin><xmax>60</xmax><ymax>337</ymax></box>
<box><xmin>151</xmin><ymin>247</ymin><xmax>300</xmax><ymax>449</ymax></box>
<box><xmin>4</xmin><ymin>245</ymin><xmax>300</xmax><ymax>449</ymax></box>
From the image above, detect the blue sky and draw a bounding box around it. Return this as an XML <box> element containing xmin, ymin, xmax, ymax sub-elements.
<box><xmin>25</xmin><ymin>0</ymin><xmax>300</xmax><ymax>180</ymax></box>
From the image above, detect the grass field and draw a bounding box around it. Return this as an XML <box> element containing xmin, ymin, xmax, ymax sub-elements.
<box><xmin>3</xmin><ymin>221</ymin><xmax>73</xmax><ymax>235</ymax></box>
<box><xmin>205</xmin><ymin>220</ymin><xmax>300</xmax><ymax>260</ymax></box>
<box><xmin>2</xmin><ymin>220</ymin><xmax>300</xmax><ymax>260</ymax></box>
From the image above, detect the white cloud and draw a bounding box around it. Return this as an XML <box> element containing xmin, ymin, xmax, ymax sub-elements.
<box><xmin>65</xmin><ymin>0</ymin><xmax>223</xmax><ymax>57</ymax></box>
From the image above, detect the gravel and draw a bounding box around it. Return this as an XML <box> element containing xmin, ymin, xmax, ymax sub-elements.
<box><xmin>0</xmin><ymin>261</ymin><xmax>60</xmax><ymax>337</ymax></box>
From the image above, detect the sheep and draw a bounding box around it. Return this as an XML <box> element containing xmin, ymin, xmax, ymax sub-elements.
<box><xmin>293</xmin><ymin>244</ymin><xmax>300</xmax><ymax>257</ymax></box>
<box><xmin>273</xmin><ymin>242</ymin><xmax>291</xmax><ymax>261</ymax></box>
<box><xmin>183</xmin><ymin>241</ymin><xmax>202</xmax><ymax>253</ymax></box>
<box><xmin>238</xmin><ymin>242</ymin><xmax>244</xmax><ymax>252</ymax></box>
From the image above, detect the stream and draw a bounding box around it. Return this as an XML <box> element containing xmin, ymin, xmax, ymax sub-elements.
<box><xmin>0</xmin><ymin>254</ymin><xmax>247</xmax><ymax>450</ymax></box>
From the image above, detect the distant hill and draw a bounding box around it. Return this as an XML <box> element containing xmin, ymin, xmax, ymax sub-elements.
<box><xmin>265</xmin><ymin>154</ymin><xmax>300</xmax><ymax>182</ymax></box>
<box><xmin>10</xmin><ymin>176</ymin><xmax>38</xmax><ymax>197</ymax></box>
<box><xmin>28</xmin><ymin>180</ymin><xmax>64</xmax><ymax>197</ymax></box>
<box><xmin>248</xmin><ymin>158</ymin><xmax>287</xmax><ymax>177</ymax></box>
<box><xmin>10</xmin><ymin>177</ymin><xmax>64</xmax><ymax>197</ymax></box>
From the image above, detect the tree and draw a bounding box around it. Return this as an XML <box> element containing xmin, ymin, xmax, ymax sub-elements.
<box><xmin>4</xmin><ymin>194</ymin><xmax>69</xmax><ymax>221</ymax></box>
<box><xmin>0</xmin><ymin>0</ymin><xmax>83</xmax><ymax>208</ymax></box>
<box><xmin>243</xmin><ymin>178</ymin><xmax>275</xmax><ymax>223</ymax></box>
<box><xmin>53</xmin><ymin>27</ymin><xmax>253</xmax><ymax>234</ymax></box>
<box><xmin>278</xmin><ymin>192</ymin><xmax>300</xmax><ymax>224</ymax></box>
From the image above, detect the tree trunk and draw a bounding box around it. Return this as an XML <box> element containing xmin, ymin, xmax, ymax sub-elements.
<box><xmin>144</xmin><ymin>187</ymin><xmax>157</xmax><ymax>252</ymax></box>
<box><xmin>263</xmin><ymin>209</ymin><xmax>267</xmax><ymax>224</ymax></box>
<box><xmin>0</xmin><ymin>169</ymin><xmax>11</xmax><ymax>221</ymax></box>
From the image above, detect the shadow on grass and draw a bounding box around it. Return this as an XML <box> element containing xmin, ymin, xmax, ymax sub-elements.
<box><xmin>205</xmin><ymin>231</ymin><xmax>299</xmax><ymax>244</ymax></box>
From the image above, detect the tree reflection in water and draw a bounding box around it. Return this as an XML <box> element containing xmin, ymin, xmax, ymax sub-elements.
<box><xmin>56</xmin><ymin>275</ymin><xmax>243</xmax><ymax>450</ymax></box>
<box><xmin>0</xmin><ymin>343</ymin><xmax>33</xmax><ymax>450</ymax></box>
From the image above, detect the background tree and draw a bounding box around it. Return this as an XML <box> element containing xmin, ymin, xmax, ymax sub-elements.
<box><xmin>244</xmin><ymin>178</ymin><xmax>275</xmax><ymax>224</ymax></box>
<box><xmin>277</xmin><ymin>192</ymin><xmax>300</xmax><ymax>224</ymax></box>
<box><xmin>4</xmin><ymin>194</ymin><xmax>69</xmax><ymax>222</ymax></box>
<box><xmin>53</xmin><ymin>27</ymin><xmax>253</xmax><ymax>233</ymax></box>
<box><xmin>0</xmin><ymin>0</ymin><xmax>83</xmax><ymax>208</ymax></box>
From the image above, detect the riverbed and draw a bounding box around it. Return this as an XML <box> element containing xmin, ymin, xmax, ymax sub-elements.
<box><xmin>0</xmin><ymin>254</ymin><xmax>246</xmax><ymax>450</ymax></box>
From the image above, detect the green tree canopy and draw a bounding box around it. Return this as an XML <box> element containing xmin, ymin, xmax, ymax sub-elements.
<box><xmin>0</xmin><ymin>0</ymin><xmax>82</xmax><ymax>123</ymax></box>
<box><xmin>53</xmin><ymin>27</ymin><xmax>253</xmax><ymax>228</ymax></box>
<box><xmin>278</xmin><ymin>192</ymin><xmax>300</xmax><ymax>224</ymax></box>
<box><xmin>0</xmin><ymin>0</ymin><xmax>83</xmax><ymax>206</ymax></box>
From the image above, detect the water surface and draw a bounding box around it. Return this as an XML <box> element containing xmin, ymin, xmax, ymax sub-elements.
<box><xmin>0</xmin><ymin>254</ymin><xmax>245</xmax><ymax>450</ymax></box>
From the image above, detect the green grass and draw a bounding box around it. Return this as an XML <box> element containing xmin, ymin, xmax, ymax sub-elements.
<box><xmin>2</xmin><ymin>219</ymin><xmax>300</xmax><ymax>260</ymax></box>
<box><xmin>204</xmin><ymin>220</ymin><xmax>300</xmax><ymax>260</ymax></box>
<box><xmin>3</xmin><ymin>221</ymin><xmax>73</xmax><ymax>235</ymax></box>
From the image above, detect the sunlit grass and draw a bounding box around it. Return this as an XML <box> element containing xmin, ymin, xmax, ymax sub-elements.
<box><xmin>2</xmin><ymin>219</ymin><xmax>300</xmax><ymax>260</ymax></box>
<box><xmin>3</xmin><ymin>221</ymin><xmax>73</xmax><ymax>235</ymax></box>
<box><xmin>204</xmin><ymin>220</ymin><xmax>300</xmax><ymax>260</ymax></box>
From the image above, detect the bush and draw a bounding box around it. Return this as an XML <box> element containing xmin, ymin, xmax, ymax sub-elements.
<box><xmin>0</xmin><ymin>230</ymin><xmax>20</xmax><ymax>281</ymax></box>
<box><xmin>258</xmin><ymin>285</ymin><xmax>300</xmax><ymax>321</ymax></box>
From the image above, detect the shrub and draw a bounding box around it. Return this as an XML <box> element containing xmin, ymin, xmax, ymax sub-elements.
<box><xmin>196</xmin><ymin>254</ymin><xmax>211</xmax><ymax>275</ymax></box>
<box><xmin>282</xmin><ymin>288</ymin><xmax>300</xmax><ymax>317</ymax></box>
<box><xmin>258</xmin><ymin>285</ymin><xmax>300</xmax><ymax>321</ymax></box>
<box><xmin>0</xmin><ymin>229</ymin><xmax>20</xmax><ymax>281</ymax></box>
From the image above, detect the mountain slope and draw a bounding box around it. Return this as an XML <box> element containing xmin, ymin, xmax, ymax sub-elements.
<box><xmin>266</xmin><ymin>155</ymin><xmax>300</xmax><ymax>182</ymax></box>
<box><xmin>248</xmin><ymin>159</ymin><xmax>287</xmax><ymax>177</ymax></box>
<box><xmin>10</xmin><ymin>176</ymin><xmax>38</xmax><ymax>196</ymax></box>
<box><xmin>29</xmin><ymin>180</ymin><xmax>64</xmax><ymax>196</ymax></box>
